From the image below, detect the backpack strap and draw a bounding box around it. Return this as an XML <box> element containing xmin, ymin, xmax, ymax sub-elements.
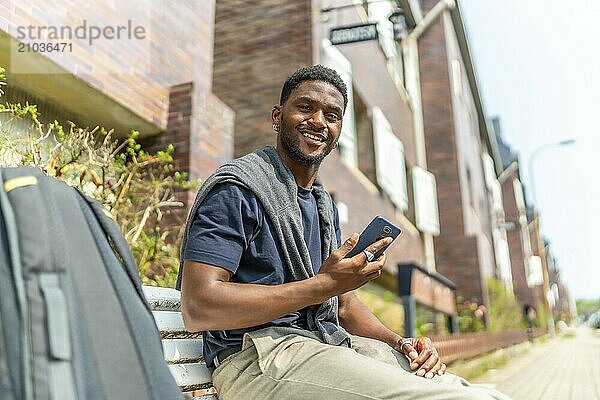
<box><xmin>0</xmin><ymin>169</ymin><xmax>32</xmax><ymax>400</ymax></box>
<box><xmin>74</xmin><ymin>192</ymin><xmax>149</xmax><ymax>311</ymax></box>
<box><xmin>0</xmin><ymin>202</ymin><xmax>17</xmax><ymax>400</ymax></box>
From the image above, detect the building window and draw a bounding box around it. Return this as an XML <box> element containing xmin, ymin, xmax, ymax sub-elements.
<box><xmin>372</xmin><ymin>107</ymin><xmax>408</xmax><ymax>211</ymax></box>
<box><xmin>321</xmin><ymin>39</ymin><xmax>358</xmax><ymax>167</ymax></box>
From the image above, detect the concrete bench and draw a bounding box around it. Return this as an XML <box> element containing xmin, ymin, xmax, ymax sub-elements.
<box><xmin>143</xmin><ymin>286</ymin><xmax>218</xmax><ymax>400</ymax></box>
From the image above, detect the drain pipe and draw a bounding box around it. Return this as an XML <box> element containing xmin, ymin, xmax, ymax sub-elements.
<box><xmin>411</xmin><ymin>0</ymin><xmax>456</xmax><ymax>39</ymax></box>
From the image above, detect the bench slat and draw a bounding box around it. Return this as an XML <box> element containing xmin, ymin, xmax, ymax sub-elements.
<box><xmin>163</xmin><ymin>338</ymin><xmax>203</xmax><ymax>363</ymax></box>
<box><xmin>153</xmin><ymin>310</ymin><xmax>185</xmax><ymax>332</ymax></box>
<box><xmin>168</xmin><ymin>362</ymin><xmax>213</xmax><ymax>387</ymax></box>
<box><xmin>143</xmin><ymin>286</ymin><xmax>181</xmax><ymax>311</ymax></box>
<box><xmin>153</xmin><ymin>310</ymin><xmax>202</xmax><ymax>339</ymax></box>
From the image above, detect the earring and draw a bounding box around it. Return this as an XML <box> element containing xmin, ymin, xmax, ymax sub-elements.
<box><xmin>272</xmin><ymin>123</ymin><xmax>280</xmax><ymax>133</ymax></box>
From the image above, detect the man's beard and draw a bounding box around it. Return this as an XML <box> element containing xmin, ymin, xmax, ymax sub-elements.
<box><xmin>279</xmin><ymin>126</ymin><xmax>337</xmax><ymax>166</ymax></box>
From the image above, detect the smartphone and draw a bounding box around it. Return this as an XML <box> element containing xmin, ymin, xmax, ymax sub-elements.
<box><xmin>344</xmin><ymin>216</ymin><xmax>402</xmax><ymax>260</ymax></box>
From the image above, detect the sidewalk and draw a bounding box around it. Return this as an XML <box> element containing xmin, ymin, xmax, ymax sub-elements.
<box><xmin>471</xmin><ymin>327</ymin><xmax>600</xmax><ymax>400</ymax></box>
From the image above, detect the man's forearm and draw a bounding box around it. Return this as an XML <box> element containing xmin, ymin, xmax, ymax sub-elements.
<box><xmin>182</xmin><ymin>274</ymin><xmax>333</xmax><ymax>332</ymax></box>
<box><xmin>182</xmin><ymin>235</ymin><xmax>390</xmax><ymax>333</ymax></box>
<box><xmin>338</xmin><ymin>291</ymin><xmax>401</xmax><ymax>346</ymax></box>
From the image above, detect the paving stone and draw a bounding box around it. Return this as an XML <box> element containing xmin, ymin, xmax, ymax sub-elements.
<box><xmin>474</xmin><ymin>327</ymin><xmax>600</xmax><ymax>400</ymax></box>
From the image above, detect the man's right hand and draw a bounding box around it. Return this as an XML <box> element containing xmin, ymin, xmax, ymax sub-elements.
<box><xmin>317</xmin><ymin>233</ymin><xmax>392</xmax><ymax>295</ymax></box>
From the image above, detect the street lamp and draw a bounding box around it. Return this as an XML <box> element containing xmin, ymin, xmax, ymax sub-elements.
<box><xmin>527</xmin><ymin>139</ymin><xmax>575</xmax><ymax>205</ymax></box>
<box><xmin>527</xmin><ymin>139</ymin><xmax>575</xmax><ymax>338</ymax></box>
<box><xmin>388</xmin><ymin>8</ymin><xmax>407</xmax><ymax>40</ymax></box>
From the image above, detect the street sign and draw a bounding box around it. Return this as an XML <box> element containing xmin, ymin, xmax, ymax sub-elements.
<box><xmin>330</xmin><ymin>23</ymin><xmax>378</xmax><ymax>45</ymax></box>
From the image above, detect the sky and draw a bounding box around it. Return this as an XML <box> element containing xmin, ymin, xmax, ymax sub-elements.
<box><xmin>460</xmin><ymin>0</ymin><xmax>600</xmax><ymax>300</ymax></box>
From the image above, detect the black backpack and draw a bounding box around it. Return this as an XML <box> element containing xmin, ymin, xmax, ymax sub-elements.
<box><xmin>0</xmin><ymin>167</ymin><xmax>183</xmax><ymax>400</ymax></box>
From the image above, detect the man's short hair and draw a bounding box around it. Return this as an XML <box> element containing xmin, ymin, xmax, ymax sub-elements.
<box><xmin>279</xmin><ymin>65</ymin><xmax>348</xmax><ymax>112</ymax></box>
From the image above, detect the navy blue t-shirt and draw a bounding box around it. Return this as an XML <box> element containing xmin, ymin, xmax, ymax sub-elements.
<box><xmin>183</xmin><ymin>183</ymin><xmax>341</xmax><ymax>367</ymax></box>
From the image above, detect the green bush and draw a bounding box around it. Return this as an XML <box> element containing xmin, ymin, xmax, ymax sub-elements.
<box><xmin>486</xmin><ymin>278</ymin><xmax>525</xmax><ymax>332</ymax></box>
<box><xmin>455</xmin><ymin>279</ymin><xmax>526</xmax><ymax>333</ymax></box>
<box><xmin>456</xmin><ymin>296</ymin><xmax>486</xmax><ymax>333</ymax></box>
<box><xmin>0</xmin><ymin>66</ymin><xmax>198</xmax><ymax>287</ymax></box>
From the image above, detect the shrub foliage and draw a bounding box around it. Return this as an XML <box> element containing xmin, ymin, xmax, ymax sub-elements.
<box><xmin>486</xmin><ymin>278</ymin><xmax>525</xmax><ymax>332</ymax></box>
<box><xmin>0</xmin><ymin>67</ymin><xmax>197</xmax><ymax>287</ymax></box>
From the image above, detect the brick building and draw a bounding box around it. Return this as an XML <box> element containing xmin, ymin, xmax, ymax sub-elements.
<box><xmin>0</xmin><ymin>0</ymin><xmax>235</xmax><ymax>207</ymax></box>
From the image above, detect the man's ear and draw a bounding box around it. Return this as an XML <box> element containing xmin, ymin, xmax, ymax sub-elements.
<box><xmin>271</xmin><ymin>105</ymin><xmax>281</xmax><ymax>124</ymax></box>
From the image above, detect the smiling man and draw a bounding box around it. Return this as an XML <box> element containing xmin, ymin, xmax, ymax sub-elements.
<box><xmin>177</xmin><ymin>65</ymin><xmax>511</xmax><ymax>400</ymax></box>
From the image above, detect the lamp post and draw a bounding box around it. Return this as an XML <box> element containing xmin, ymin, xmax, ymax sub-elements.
<box><xmin>527</xmin><ymin>139</ymin><xmax>575</xmax><ymax>205</ymax></box>
<box><xmin>388</xmin><ymin>8</ymin><xmax>407</xmax><ymax>40</ymax></box>
<box><xmin>527</xmin><ymin>139</ymin><xmax>575</xmax><ymax>337</ymax></box>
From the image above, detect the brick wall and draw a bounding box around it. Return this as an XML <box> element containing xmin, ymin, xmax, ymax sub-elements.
<box><xmin>213</xmin><ymin>0</ymin><xmax>313</xmax><ymax>157</ymax></box>
<box><xmin>141</xmin><ymin>82</ymin><xmax>235</xmax><ymax>202</ymax></box>
<box><xmin>189</xmin><ymin>87</ymin><xmax>235</xmax><ymax>182</ymax></box>
<box><xmin>2</xmin><ymin>0</ymin><xmax>235</xmax><ymax>210</ymax></box>
<box><xmin>0</xmin><ymin>0</ymin><xmax>216</xmax><ymax>129</ymax></box>
<box><xmin>142</xmin><ymin>84</ymin><xmax>194</xmax><ymax>173</ymax></box>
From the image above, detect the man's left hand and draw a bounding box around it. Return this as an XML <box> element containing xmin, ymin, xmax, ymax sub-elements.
<box><xmin>394</xmin><ymin>337</ymin><xmax>446</xmax><ymax>379</ymax></box>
